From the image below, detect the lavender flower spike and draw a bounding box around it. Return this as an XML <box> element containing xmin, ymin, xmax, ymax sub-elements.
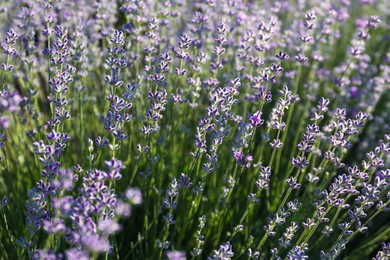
<box><xmin>250</xmin><ymin>111</ymin><xmax>264</xmax><ymax>127</ymax></box>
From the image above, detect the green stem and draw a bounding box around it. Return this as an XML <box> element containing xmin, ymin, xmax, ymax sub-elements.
<box><xmin>273</xmin><ymin>64</ymin><xmax>302</xmax><ymax>176</ymax></box>
<box><xmin>1</xmin><ymin>207</ymin><xmax>18</xmax><ymax>255</ymax></box>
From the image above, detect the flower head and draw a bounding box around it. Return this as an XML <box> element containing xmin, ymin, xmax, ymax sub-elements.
<box><xmin>167</xmin><ymin>250</ymin><xmax>186</xmax><ymax>260</ymax></box>
<box><xmin>249</xmin><ymin>111</ymin><xmax>264</xmax><ymax>127</ymax></box>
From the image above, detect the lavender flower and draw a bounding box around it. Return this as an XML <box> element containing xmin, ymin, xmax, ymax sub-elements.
<box><xmin>1</xmin><ymin>196</ymin><xmax>7</xmax><ymax>206</ymax></box>
<box><xmin>167</xmin><ymin>250</ymin><xmax>186</xmax><ymax>260</ymax></box>
<box><xmin>210</xmin><ymin>241</ymin><xmax>234</xmax><ymax>260</ymax></box>
<box><xmin>32</xmin><ymin>249</ymin><xmax>61</xmax><ymax>260</ymax></box>
<box><xmin>249</xmin><ymin>111</ymin><xmax>264</xmax><ymax>127</ymax></box>
<box><xmin>373</xmin><ymin>242</ymin><xmax>390</xmax><ymax>260</ymax></box>
<box><xmin>0</xmin><ymin>90</ymin><xmax>22</xmax><ymax>129</ymax></box>
<box><xmin>98</xmin><ymin>219</ymin><xmax>121</xmax><ymax>235</ymax></box>
<box><xmin>65</xmin><ymin>249</ymin><xmax>89</xmax><ymax>260</ymax></box>
<box><xmin>81</xmin><ymin>234</ymin><xmax>110</xmax><ymax>252</ymax></box>
<box><xmin>286</xmin><ymin>244</ymin><xmax>308</xmax><ymax>260</ymax></box>
<box><xmin>125</xmin><ymin>187</ymin><xmax>143</xmax><ymax>205</ymax></box>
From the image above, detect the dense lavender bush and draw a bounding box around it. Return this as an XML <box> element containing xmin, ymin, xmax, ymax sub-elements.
<box><xmin>0</xmin><ymin>0</ymin><xmax>389</xmax><ymax>259</ymax></box>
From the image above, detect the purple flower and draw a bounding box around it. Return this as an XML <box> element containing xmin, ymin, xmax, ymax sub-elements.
<box><xmin>0</xmin><ymin>91</ymin><xmax>22</xmax><ymax>112</ymax></box>
<box><xmin>211</xmin><ymin>241</ymin><xmax>234</xmax><ymax>259</ymax></box>
<box><xmin>233</xmin><ymin>150</ymin><xmax>244</xmax><ymax>164</ymax></box>
<box><xmin>286</xmin><ymin>245</ymin><xmax>308</xmax><ymax>260</ymax></box>
<box><xmin>349</xmin><ymin>86</ymin><xmax>359</xmax><ymax>98</ymax></box>
<box><xmin>0</xmin><ymin>91</ymin><xmax>23</xmax><ymax>129</ymax></box>
<box><xmin>98</xmin><ymin>219</ymin><xmax>121</xmax><ymax>235</ymax></box>
<box><xmin>104</xmin><ymin>158</ymin><xmax>123</xmax><ymax>180</ymax></box>
<box><xmin>292</xmin><ymin>156</ymin><xmax>309</xmax><ymax>169</ymax></box>
<box><xmin>65</xmin><ymin>248</ymin><xmax>89</xmax><ymax>260</ymax></box>
<box><xmin>1</xmin><ymin>196</ymin><xmax>7</xmax><ymax>206</ymax></box>
<box><xmin>0</xmin><ymin>117</ymin><xmax>10</xmax><ymax>129</ymax></box>
<box><xmin>245</xmin><ymin>154</ymin><xmax>253</xmax><ymax>168</ymax></box>
<box><xmin>236</xmin><ymin>13</ymin><xmax>247</xmax><ymax>24</ymax></box>
<box><xmin>53</xmin><ymin>169</ymin><xmax>74</xmax><ymax>191</ymax></box>
<box><xmin>115</xmin><ymin>200</ymin><xmax>131</xmax><ymax>217</ymax></box>
<box><xmin>81</xmin><ymin>234</ymin><xmax>110</xmax><ymax>252</ymax></box>
<box><xmin>336</xmin><ymin>9</ymin><xmax>349</xmax><ymax>22</ymax></box>
<box><xmin>270</xmin><ymin>139</ymin><xmax>283</xmax><ymax>149</ymax></box>
<box><xmin>125</xmin><ymin>187</ymin><xmax>142</xmax><ymax>205</ymax></box>
<box><xmin>355</xmin><ymin>18</ymin><xmax>368</xmax><ymax>29</ymax></box>
<box><xmin>52</xmin><ymin>196</ymin><xmax>73</xmax><ymax>216</ymax></box>
<box><xmin>32</xmin><ymin>249</ymin><xmax>61</xmax><ymax>260</ymax></box>
<box><xmin>249</xmin><ymin>111</ymin><xmax>264</xmax><ymax>127</ymax></box>
<box><xmin>166</xmin><ymin>250</ymin><xmax>186</xmax><ymax>260</ymax></box>
<box><xmin>43</xmin><ymin>218</ymin><xmax>68</xmax><ymax>234</ymax></box>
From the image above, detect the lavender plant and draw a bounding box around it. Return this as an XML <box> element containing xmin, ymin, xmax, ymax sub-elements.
<box><xmin>0</xmin><ymin>0</ymin><xmax>389</xmax><ymax>259</ymax></box>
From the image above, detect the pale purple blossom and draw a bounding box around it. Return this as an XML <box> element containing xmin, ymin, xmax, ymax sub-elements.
<box><xmin>125</xmin><ymin>187</ymin><xmax>143</xmax><ymax>205</ymax></box>
<box><xmin>65</xmin><ymin>248</ymin><xmax>89</xmax><ymax>260</ymax></box>
<box><xmin>167</xmin><ymin>250</ymin><xmax>186</xmax><ymax>260</ymax></box>
<box><xmin>98</xmin><ymin>219</ymin><xmax>121</xmax><ymax>234</ymax></box>
<box><xmin>81</xmin><ymin>234</ymin><xmax>110</xmax><ymax>252</ymax></box>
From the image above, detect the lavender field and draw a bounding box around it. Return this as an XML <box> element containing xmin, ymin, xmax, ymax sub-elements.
<box><xmin>0</xmin><ymin>0</ymin><xmax>389</xmax><ymax>259</ymax></box>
